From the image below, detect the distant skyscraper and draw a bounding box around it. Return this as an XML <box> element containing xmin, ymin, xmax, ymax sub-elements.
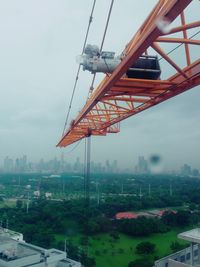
<box><xmin>105</xmin><ymin>159</ymin><xmax>110</xmax><ymax>172</ymax></box>
<box><xmin>15</xmin><ymin>158</ymin><xmax>20</xmax><ymax>172</ymax></box>
<box><xmin>180</xmin><ymin>164</ymin><xmax>192</xmax><ymax>176</ymax></box>
<box><xmin>3</xmin><ymin>156</ymin><xmax>14</xmax><ymax>172</ymax></box>
<box><xmin>192</xmin><ymin>168</ymin><xmax>200</xmax><ymax>177</ymax></box>
<box><xmin>135</xmin><ymin>156</ymin><xmax>148</xmax><ymax>174</ymax></box>
<box><xmin>112</xmin><ymin>160</ymin><xmax>118</xmax><ymax>173</ymax></box>
<box><xmin>22</xmin><ymin>155</ymin><xmax>27</xmax><ymax>171</ymax></box>
<box><xmin>60</xmin><ymin>152</ymin><xmax>65</xmax><ymax>172</ymax></box>
<box><xmin>74</xmin><ymin>157</ymin><xmax>81</xmax><ymax>172</ymax></box>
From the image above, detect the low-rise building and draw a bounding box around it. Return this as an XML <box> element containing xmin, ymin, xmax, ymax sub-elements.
<box><xmin>45</xmin><ymin>192</ymin><xmax>52</xmax><ymax>199</ymax></box>
<box><xmin>115</xmin><ymin>209</ymin><xmax>176</xmax><ymax>220</ymax></box>
<box><xmin>154</xmin><ymin>228</ymin><xmax>200</xmax><ymax>267</ymax></box>
<box><xmin>0</xmin><ymin>228</ymin><xmax>81</xmax><ymax>267</ymax></box>
<box><xmin>115</xmin><ymin>212</ymin><xmax>138</xmax><ymax>219</ymax></box>
<box><xmin>0</xmin><ymin>228</ymin><xmax>23</xmax><ymax>242</ymax></box>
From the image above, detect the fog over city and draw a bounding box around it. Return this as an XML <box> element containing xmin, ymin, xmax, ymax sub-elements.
<box><xmin>0</xmin><ymin>0</ymin><xmax>199</xmax><ymax>171</ymax></box>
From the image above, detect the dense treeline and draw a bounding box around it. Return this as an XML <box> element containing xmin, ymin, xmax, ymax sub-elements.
<box><xmin>2</xmin><ymin>173</ymin><xmax>200</xmax><ymax>200</ymax></box>
<box><xmin>1</xmin><ymin>198</ymin><xmax>200</xmax><ymax>242</ymax></box>
<box><xmin>1</xmin><ymin>198</ymin><xmax>200</xmax><ymax>267</ymax></box>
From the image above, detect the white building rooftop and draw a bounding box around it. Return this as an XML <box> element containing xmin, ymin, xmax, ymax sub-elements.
<box><xmin>178</xmin><ymin>228</ymin><xmax>200</xmax><ymax>244</ymax></box>
<box><xmin>0</xmin><ymin>227</ymin><xmax>23</xmax><ymax>242</ymax></box>
<box><xmin>0</xmin><ymin>228</ymin><xmax>81</xmax><ymax>267</ymax></box>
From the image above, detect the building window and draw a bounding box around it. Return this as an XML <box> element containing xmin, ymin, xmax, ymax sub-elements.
<box><xmin>186</xmin><ymin>253</ymin><xmax>190</xmax><ymax>260</ymax></box>
<box><xmin>194</xmin><ymin>250</ymin><xmax>198</xmax><ymax>257</ymax></box>
<box><xmin>165</xmin><ymin>262</ymin><xmax>168</xmax><ymax>267</ymax></box>
<box><xmin>180</xmin><ymin>255</ymin><xmax>185</xmax><ymax>262</ymax></box>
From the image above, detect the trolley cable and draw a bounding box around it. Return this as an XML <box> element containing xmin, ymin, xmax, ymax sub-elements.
<box><xmin>99</xmin><ymin>0</ymin><xmax>114</xmax><ymax>53</ymax></box>
<box><xmin>88</xmin><ymin>0</ymin><xmax>115</xmax><ymax>98</ymax></box>
<box><xmin>65</xmin><ymin>139</ymin><xmax>82</xmax><ymax>154</ymax></box>
<box><xmin>84</xmin><ymin>2</ymin><xmax>115</xmax><ymax>260</ymax></box>
<box><xmin>62</xmin><ymin>0</ymin><xmax>97</xmax><ymax>136</ymax></box>
<box><xmin>159</xmin><ymin>29</ymin><xmax>200</xmax><ymax>61</ymax></box>
<box><xmin>62</xmin><ymin>0</ymin><xmax>115</xmax><ymax>154</ymax></box>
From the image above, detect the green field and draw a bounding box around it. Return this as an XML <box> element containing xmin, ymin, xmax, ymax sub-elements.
<box><xmin>55</xmin><ymin>229</ymin><xmax>189</xmax><ymax>267</ymax></box>
<box><xmin>0</xmin><ymin>199</ymin><xmax>16</xmax><ymax>208</ymax></box>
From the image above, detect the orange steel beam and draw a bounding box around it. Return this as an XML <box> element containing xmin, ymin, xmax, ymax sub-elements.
<box><xmin>168</xmin><ymin>21</ymin><xmax>200</xmax><ymax>34</ymax></box>
<box><xmin>57</xmin><ymin>0</ymin><xmax>200</xmax><ymax>147</ymax></box>
<box><xmin>180</xmin><ymin>12</ymin><xmax>191</xmax><ymax>66</ymax></box>
<box><xmin>156</xmin><ymin>37</ymin><xmax>200</xmax><ymax>45</ymax></box>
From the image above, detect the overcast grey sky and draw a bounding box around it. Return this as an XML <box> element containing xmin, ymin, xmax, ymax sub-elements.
<box><xmin>0</xmin><ymin>0</ymin><xmax>199</xmax><ymax>170</ymax></box>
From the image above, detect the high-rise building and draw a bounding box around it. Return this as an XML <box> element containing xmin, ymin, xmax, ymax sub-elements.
<box><xmin>112</xmin><ymin>160</ymin><xmax>118</xmax><ymax>173</ymax></box>
<box><xmin>135</xmin><ymin>156</ymin><xmax>149</xmax><ymax>174</ymax></box>
<box><xmin>3</xmin><ymin>157</ymin><xmax>14</xmax><ymax>173</ymax></box>
<box><xmin>180</xmin><ymin>164</ymin><xmax>192</xmax><ymax>176</ymax></box>
<box><xmin>74</xmin><ymin>157</ymin><xmax>81</xmax><ymax>172</ymax></box>
<box><xmin>60</xmin><ymin>152</ymin><xmax>65</xmax><ymax>172</ymax></box>
<box><xmin>192</xmin><ymin>169</ymin><xmax>200</xmax><ymax>177</ymax></box>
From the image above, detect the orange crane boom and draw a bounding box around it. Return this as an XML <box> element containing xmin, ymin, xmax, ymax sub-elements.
<box><xmin>57</xmin><ymin>0</ymin><xmax>200</xmax><ymax>147</ymax></box>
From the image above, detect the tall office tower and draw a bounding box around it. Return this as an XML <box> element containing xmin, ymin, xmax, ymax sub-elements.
<box><xmin>112</xmin><ymin>160</ymin><xmax>118</xmax><ymax>173</ymax></box>
<box><xmin>105</xmin><ymin>159</ymin><xmax>111</xmax><ymax>173</ymax></box>
<box><xmin>181</xmin><ymin>164</ymin><xmax>192</xmax><ymax>176</ymax></box>
<box><xmin>74</xmin><ymin>157</ymin><xmax>81</xmax><ymax>172</ymax></box>
<box><xmin>136</xmin><ymin>156</ymin><xmax>149</xmax><ymax>174</ymax></box>
<box><xmin>60</xmin><ymin>152</ymin><xmax>65</xmax><ymax>172</ymax></box>
<box><xmin>3</xmin><ymin>157</ymin><xmax>14</xmax><ymax>173</ymax></box>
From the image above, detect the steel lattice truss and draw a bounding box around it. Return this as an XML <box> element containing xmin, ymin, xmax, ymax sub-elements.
<box><xmin>57</xmin><ymin>0</ymin><xmax>200</xmax><ymax>147</ymax></box>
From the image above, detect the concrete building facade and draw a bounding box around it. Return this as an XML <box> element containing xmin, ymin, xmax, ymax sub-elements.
<box><xmin>154</xmin><ymin>228</ymin><xmax>200</xmax><ymax>267</ymax></box>
<box><xmin>0</xmin><ymin>228</ymin><xmax>81</xmax><ymax>267</ymax></box>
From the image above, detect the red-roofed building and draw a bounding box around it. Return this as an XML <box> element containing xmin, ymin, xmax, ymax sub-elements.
<box><xmin>158</xmin><ymin>209</ymin><xmax>177</xmax><ymax>217</ymax></box>
<box><xmin>115</xmin><ymin>212</ymin><xmax>138</xmax><ymax>220</ymax></box>
<box><xmin>158</xmin><ymin>210</ymin><xmax>167</xmax><ymax>217</ymax></box>
<box><xmin>115</xmin><ymin>210</ymin><xmax>177</xmax><ymax>220</ymax></box>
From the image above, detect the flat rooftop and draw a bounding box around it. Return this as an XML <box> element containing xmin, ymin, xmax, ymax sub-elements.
<box><xmin>0</xmin><ymin>237</ymin><xmax>39</xmax><ymax>261</ymax></box>
<box><xmin>178</xmin><ymin>228</ymin><xmax>200</xmax><ymax>244</ymax></box>
<box><xmin>0</xmin><ymin>236</ymin><xmax>12</xmax><ymax>243</ymax></box>
<box><xmin>0</xmin><ymin>228</ymin><xmax>22</xmax><ymax>238</ymax></box>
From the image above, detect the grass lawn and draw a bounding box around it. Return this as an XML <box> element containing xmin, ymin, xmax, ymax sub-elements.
<box><xmin>55</xmin><ymin>228</ymin><xmax>190</xmax><ymax>267</ymax></box>
<box><xmin>89</xmin><ymin>230</ymin><xmax>188</xmax><ymax>267</ymax></box>
<box><xmin>0</xmin><ymin>199</ymin><xmax>16</xmax><ymax>208</ymax></box>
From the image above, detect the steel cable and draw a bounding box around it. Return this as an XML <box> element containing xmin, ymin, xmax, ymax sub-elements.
<box><xmin>62</xmin><ymin>0</ymin><xmax>97</xmax><ymax>136</ymax></box>
<box><xmin>87</xmin><ymin>0</ymin><xmax>115</xmax><ymax>98</ymax></box>
<box><xmin>159</xmin><ymin>29</ymin><xmax>200</xmax><ymax>61</ymax></box>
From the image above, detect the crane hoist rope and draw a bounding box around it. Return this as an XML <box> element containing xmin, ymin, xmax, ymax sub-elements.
<box><xmin>88</xmin><ymin>0</ymin><xmax>115</xmax><ymax>98</ymax></box>
<box><xmin>62</xmin><ymin>0</ymin><xmax>115</xmax><ymax>137</ymax></box>
<box><xmin>62</xmin><ymin>0</ymin><xmax>97</xmax><ymax>137</ymax></box>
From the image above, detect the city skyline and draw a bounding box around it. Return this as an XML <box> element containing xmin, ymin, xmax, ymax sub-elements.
<box><xmin>1</xmin><ymin>154</ymin><xmax>199</xmax><ymax>175</ymax></box>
